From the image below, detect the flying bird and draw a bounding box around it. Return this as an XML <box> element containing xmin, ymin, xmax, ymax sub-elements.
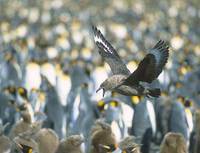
<box><xmin>92</xmin><ymin>26</ymin><xmax>169</xmax><ymax>98</ymax></box>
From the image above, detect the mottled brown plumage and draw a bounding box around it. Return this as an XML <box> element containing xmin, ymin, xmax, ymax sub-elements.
<box><xmin>56</xmin><ymin>135</ymin><xmax>84</xmax><ymax>153</ymax></box>
<box><xmin>119</xmin><ymin>136</ymin><xmax>141</xmax><ymax>153</ymax></box>
<box><xmin>11</xmin><ymin>121</ymin><xmax>41</xmax><ymax>153</ymax></box>
<box><xmin>12</xmin><ymin>135</ymin><xmax>39</xmax><ymax>153</ymax></box>
<box><xmin>160</xmin><ymin>132</ymin><xmax>188</xmax><ymax>153</ymax></box>
<box><xmin>90</xmin><ymin>120</ymin><xmax>117</xmax><ymax>153</ymax></box>
<box><xmin>0</xmin><ymin>134</ymin><xmax>11</xmax><ymax>153</ymax></box>
<box><xmin>9</xmin><ymin>111</ymin><xmax>32</xmax><ymax>139</ymax></box>
<box><xmin>35</xmin><ymin>128</ymin><xmax>59</xmax><ymax>153</ymax></box>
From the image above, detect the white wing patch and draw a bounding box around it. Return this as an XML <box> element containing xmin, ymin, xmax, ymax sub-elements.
<box><xmin>94</xmin><ymin>34</ymin><xmax>113</xmax><ymax>54</ymax></box>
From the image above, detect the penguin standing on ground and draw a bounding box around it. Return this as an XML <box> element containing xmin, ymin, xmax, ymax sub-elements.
<box><xmin>40</xmin><ymin>75</ymin><xmax>64</xmax><ymax>138</ymax></box>
<box><xmin>168</xmin><ymin>98</ymin><xmax>188</xmax><ymax>142</ymax></box>
<box><xmin>65</xmin><ymin>63</ymin><xmax>90</xmax><ymax>136</ymax></box>
<box><xmin>0</xmin><ymin>89</ymin><xmax>17</xmax><ymax>134</ymax></box>
<box><xmin>73</xmin><ymin>82</ymin><xmax>95</xmax><ymax>153</ymax></box>
<box><xmin>0</xmin><ymin>51</ymin><xmax>22</xmax><ymax>88</ymax></box>
<box><xmin>154</xmin><ymin>91</ymin><xmax>174</xmax><ymax>143</ymax></box>
<box><xmin>130</xmin><ymin>98</ymin><xmax>157</xmax><ymax>153</ymax></box>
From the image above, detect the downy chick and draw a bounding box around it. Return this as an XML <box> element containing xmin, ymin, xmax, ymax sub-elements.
<box><xmin>56</xmin><ymin>135</ymin><xmax>84</xmax><ymax>153</ymax></box>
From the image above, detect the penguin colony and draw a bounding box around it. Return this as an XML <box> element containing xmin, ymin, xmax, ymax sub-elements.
<box><xmin>0</xmin><ymin>26</ymin><xmax>198</xmax><ymax>153</ymax></box>
<box><xmin>0</xmin><ymin>0</ymin><xmax>200</xmax><ymax>152</ymax></box>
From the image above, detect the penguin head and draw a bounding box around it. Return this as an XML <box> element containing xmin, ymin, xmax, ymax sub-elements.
<box><xmin>184</xmin><ymin>98</ymin><xmax>193</xmax><ymax>108</ymax></box>
<box><xmin>17</xmin><ymin>87</ymin><xmax>28</xmax><ymax>100</ymax></box>
<box><xmin>91</xmin><ymin>120</ymin><xmax>117</xmax><ymax>153</ymax></box>
<box><xmin>104</xmin><ymin>100</ymin><xmax>121</xmax><ymax>122</ymax></box>
<box><xmin>65</xmin><ymin>135</ymin><xmax>84</xmax><ymax>147</ymax></box>
<box><xmin>13</xmin><ymin>136</ymin><xmax>38</xmax><ymax>153</ymax></box>
<box><xmin>4</xmin><ymin>52</ymin><xmax>13</xmax><ymax>61</ymax></box>
<box><xmin>20</xmin><ymin>144</ymin><xmax>33</xmax><ymax>153</ymax></box>
<box><xmin>177</xmin><ymin>95</ymin><xmax>185</xmax><ymax>104</ymax></box>
<box><xmin>3</xmin><ymin>86</ymin><xmax>17</xmax><ymax>97</ymax></box>
<box><xmin>97</xmin><ymin>100</ymin><xmax>106</xmax><ymax>113</ymax></box>
<box><xmin>81</xmin><ymin>82</ymin><xmax>89</xmax><ymax>89</ymax></box>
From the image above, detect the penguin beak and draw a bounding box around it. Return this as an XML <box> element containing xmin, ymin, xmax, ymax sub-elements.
<box><xmin>99</xmin><ymin>144</ymin><xmax>110</xmax><ymax>149</ymax></box>
<box><xmin>96</xmin><ymin>87</ymin><xmax>105</xmax><ymax>97</ymax></box>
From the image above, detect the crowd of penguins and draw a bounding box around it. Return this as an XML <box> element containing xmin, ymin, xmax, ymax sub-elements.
<box><xmin>0</xmin><ymin>48</ymin><xmax>199</xmax><ymax>153</ymax></box>
<box><xmin>0</xmin><ymin>0</ymin><xmax>200</xmax><ymax>153</ymax></box>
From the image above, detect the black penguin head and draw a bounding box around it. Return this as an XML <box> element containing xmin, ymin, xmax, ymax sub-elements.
<box><xmin>17</xmin><ymin>87</ymin><xmax>28</xmax><ymax>100</ymax></box>
<box><xmin>16</xmin><ymin>144</ymin><xmax>33</xmax><ymax>153</ymax></box>
<box><xmin>97</xmin><ymin>100</ymin><xmax>106</xmax><ymax>112</ymax></box>
<box><xmin>3</xmin><ymin>86</ymin><xmax>17</xmax><ymax>97</ymax></box>
<box><xmin>184</xmin><ymin>98</ymin><xmax>193</xmax><ymax>108</ymax></box>
<box><xmin>21</xmin><ymin>144</ymin><xmax>33</xmax><ymax>153</ymax></box>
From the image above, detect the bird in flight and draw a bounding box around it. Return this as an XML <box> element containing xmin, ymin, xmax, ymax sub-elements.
<box><xmin>92</xmin><ymin>26</ymin><xmax>169</xmax><ymax>98</ymax></box>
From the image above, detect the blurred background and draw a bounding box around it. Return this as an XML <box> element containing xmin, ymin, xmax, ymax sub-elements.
<box><xmin>0</xmin><ymin>0</ymin><xmax>199</xmax><ymax>153</ymax></box>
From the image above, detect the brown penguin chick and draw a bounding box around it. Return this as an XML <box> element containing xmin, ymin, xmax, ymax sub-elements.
<box><xmin>12</xmin><ymin>135</ymin><xmax>39</xmax><ymax>153</ymax></box>
<box><xmin>90</xmin><ymin>120</ymin><xmax>117</xmax><ymax>153</ymax></box>
<box><xmin>56</xmin><ymin>135</ymin><xmax>84</xmax><ymax>153</ymax></box>
<box><xmin>35</xmin><ymin>128</ymin><xmax>59</xmax><ymax>153</ymax></box>
<box><xmin>9</xmin><ymin>111</ymin><xmax>32</xmax><ymax>139</ymax></box>
<box><xmin>119</xmin><ymin>136</ymin><xmax>141</xmax><ymax>153</ymax></box>
<box><xmin>11</xmin><ymin>121</ymin><xmax>42</xmax><ymax>153</ymax></box>
<box><xmin>90</xmin><ymin>120</ymin><xmax>108</xmax><ymax>137</ymax></box>
<box><xmin>0</xmin><ymin>123</ymin><xmax>12</xmax><ymax>153</ymax></box>
<box><xmin>160</xmin><ymin>132</ymin><xmax>188</xmax><ymax>153</ymax></box>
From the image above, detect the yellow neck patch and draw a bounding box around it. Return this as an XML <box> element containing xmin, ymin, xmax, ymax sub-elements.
<box><xmin>110</xmin><ymin>101</ymin><xmax>118</xmax><ymax>107</ymax></box>
<box><xmin>18</xmin><ymin>87</ymin><xmax>25</xmax><ymax>94</ymax></box>
<box><xmin>28</xmin><ymin>148</ymin><xmax>32</xmax><ymax>153</ymax></box>
<box><xmin>131</xmin><ymin>96</ymin><xmax>140</xmax><ymax>105</ymax></box>
<box><xmin>98</xmin><ymin>100</ymin><xmax>105</xmax><ymax>107</ymax></box>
